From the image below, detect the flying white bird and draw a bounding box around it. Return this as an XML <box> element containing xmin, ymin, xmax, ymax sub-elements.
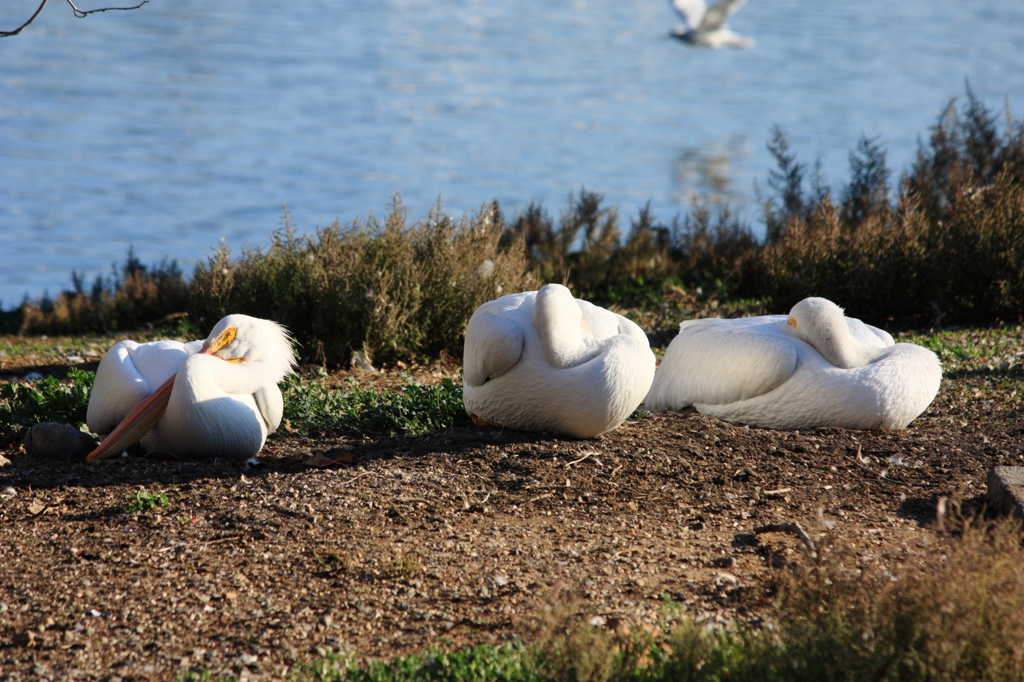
<box><xmin>86</xmin><ymin>314</ymin><xmax>296</xmax><ymax>461</ymax></box>
<box><xmin>645</xmin><ymin>297</ymin><xmax>942</xmax><ymax>430</ymax></box>
<box><xmin>463</xmin><ymin>284</ymin><xmax>656</xmax><ymax>438</ymax></box>
<box><xmin>669</xmin><ymin>0</ymin><xmax>753</xmax><ymax>48</ymax></box>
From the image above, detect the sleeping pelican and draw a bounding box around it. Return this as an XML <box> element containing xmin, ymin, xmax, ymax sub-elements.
<box><xmin>645</xmin><ymin>297</ymin><xmax>941</xmax><ymax>430</ymax></box>
<box><xmin>86</xmin><ymin>315</ymin><xmax>295</xmax><ymax>461</ymax></box>
<box><xmin>463</xmin><ymin>283</ymin><xmax>656</xmax><ymax>438</ymax></box>
<box><xmin>669</xmin><ymin>0</ymin><xmax>753</xmax><ymax>48</ymax></box>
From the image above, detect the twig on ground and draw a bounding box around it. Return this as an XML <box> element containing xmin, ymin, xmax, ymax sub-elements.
<box><xmin>339</xmin><ymin>471</ymin><xmax>376</xmax><ymax>486</ymax></box>
<box><xmin>565</xmin><ymin>451</ymin><xmax>597</xmax><ymax>467</ymax></box>
<box><xmin>754</xmin><ymin>522</ymin><xmax>818</xmax><ymax>558</ymax></box>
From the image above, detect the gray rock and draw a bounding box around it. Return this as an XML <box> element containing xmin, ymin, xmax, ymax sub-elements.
<box><xmin>23</xmin><ymin>422</ymin><xmax>96</xmax><ymax>460</ymax></box>
<box><xmin>986</xmin><ymin>466</ymin><xmax>1024</xmax><ymax>519</ymax></box>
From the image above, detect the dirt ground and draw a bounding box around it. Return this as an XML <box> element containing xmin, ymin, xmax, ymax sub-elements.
<box><xmin>1</xmin><ymin>328</ymin><xmax>1023</xmax><ymax>682</ymax></box>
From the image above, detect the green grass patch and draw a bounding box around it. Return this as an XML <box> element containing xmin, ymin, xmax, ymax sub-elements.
<box><xmin>281</xmin><ymin>370</ymin><xmax>470</xmax><ymax>438</ymax></box>
<box><xmin>0</xmin><ymin>362</ymin><xmax>470</xmax><ymax>447</ymax></box>
<box><xmin>296</xmin><ymin>643</ymin><xmax>541</xmax><ymax>682</ymax></box>
<box><xmin>0</xmin><ymin>367</ymin><xmax>94</xmax><ymax>445</ymax></box>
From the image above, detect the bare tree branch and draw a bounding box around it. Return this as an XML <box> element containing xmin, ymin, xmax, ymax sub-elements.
<box><xmin>2</xmin><ymin>0</ymin><xmax>148</xmax><ymax>37</ymax></box>
<box><xmin>64</xmin><ymin>0</ymin><xmax>149</xmax><ymax>19</ymax></box>
<box><xmin>0</xmin><ymin>0</ymin><xmax>50</xmax><ymax>36</ymax></box>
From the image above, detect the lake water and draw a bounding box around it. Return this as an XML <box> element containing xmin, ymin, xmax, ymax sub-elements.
<box><xmin>1</xmin><ymin>0</ymin><xmax>1022</xmax><ymax>308</ymax></box>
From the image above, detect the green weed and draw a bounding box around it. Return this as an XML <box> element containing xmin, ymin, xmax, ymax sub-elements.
<box><xmin>294</xmin><ymin>643</ymin><xmax>541</xmax><ymax>682</ymax></box>
<box><xmin>0</xmin><ymin>367</ymin><xmax>94</xmax><ymax>445</ymax></box>
<box><xmin>108</xmin><ymin>487</ymin><xmax>170</xmax><ymax>514</ymax></box>
<box><xmin>281</xmin><ymin>370</ymin><xmax>470</xmax><ymax>438</ymax></box>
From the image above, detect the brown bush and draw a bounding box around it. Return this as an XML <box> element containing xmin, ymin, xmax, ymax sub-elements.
<box><xmin>188</xmin><ymin>199</ymin><xmax>532</xmax><ymax>367</ymax></box>
<box><xmin>20</xmin><ymin>253</ymin><xmax>189</xmax><ymax>335</ymax></box>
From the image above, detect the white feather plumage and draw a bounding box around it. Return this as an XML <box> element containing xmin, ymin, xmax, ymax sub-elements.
<box><xmin>463</xmin><ymin>284</ymin><xmax>656</xmax><ymax>438</ymax></box>
<box><xmin>645</xmin><ymin>297</ymin><xmax>941</xmax><ymax>430</ymax></box>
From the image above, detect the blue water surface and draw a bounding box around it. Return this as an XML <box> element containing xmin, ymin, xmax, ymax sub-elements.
<box><xmin>1</xmin><ymin>0</ymin><xmax>1022</xmax><ymax>306</ymax></box>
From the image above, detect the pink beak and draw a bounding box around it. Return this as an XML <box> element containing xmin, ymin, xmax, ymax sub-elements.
<box><xmin>85</xmin><ymin>327</ymin><xmax>238</xmax><ymax>463</ymax></box>
<box><xmin>85</xmin><ymin>374</ymin><xmax>175</xmax><ymax>463</ymax></box>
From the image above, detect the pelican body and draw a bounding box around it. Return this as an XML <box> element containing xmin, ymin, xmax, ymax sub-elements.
<box><xmin>463</xmin><ymin>284</ymin><xmax>656</xmax><ymax>438</ymax></box>
<box><xmin>669</xmin><ymin>0</ymin><xmax>753</xmax><ymax>48</ymax></box>
<box><xmin>86</xmin><ymin>315</ymin><xmax>295</xmax><ymax>461</ymax></box>
<box><xmin>645</xmin><ymin>297</ymin><xmax>942</xmax><ymax>430</ymax></box>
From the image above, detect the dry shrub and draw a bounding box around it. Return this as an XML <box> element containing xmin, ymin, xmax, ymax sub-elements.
<box><xmin>750</xmin><ymin>193</ymin><xmax>934</xmax><ymax>324</ymax></box>
<box><xmin>20</xmin><ymin>252</ymin><xmax>189</xmax><ymax>335</ymax></box>
<box><xmin>769</xmin><ymin>518</ymin><xmax>1024</xmax><ymax>682</ymax></box>
<box><xmin>522</xmin><ymin>588</ymin><xmax>658</xmax><ymax>682</ymax></box>
<box><xmin>927</xmin><ymin>170</ymin><xmax>1024</xmax><ymax>324</ymax></box>
<box><xmin>746</xmin><ymin>88</ymin><xmax>1024</xmax><ymax>328</ymax></box>
<box><xmin>503</xmin><ymin>189</ymin><xmax>623</xmax><ymax>297</ymax></box>
<box><xmin>669</xmin><ymin>204</ymin><xmax>758</xmax><ymax>298</ymax></box>
<box><xmin>503</xmin><ymin>190</ymin><xmax>756</xmax><ymax>309</ymax></box>
<box><xmin>188</xmin><ymin>199</ymin><xmax>532</xmax><ymax>367</ymax></box>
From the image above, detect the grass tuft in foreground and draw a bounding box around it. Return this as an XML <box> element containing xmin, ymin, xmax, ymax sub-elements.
<box><xmin>294</xmin><ymin>643</ymin><xmax>541</xmax><ymax>682</ymax></box>
<box><xmin>107</xmin><ymin>487</ymin><xmax>170</xmax><ymax>514</ymax></box>
<box><xmin>276</xmin><ymin>518</ymin><xmax>1024</xmax><ymax>682</ymax></box>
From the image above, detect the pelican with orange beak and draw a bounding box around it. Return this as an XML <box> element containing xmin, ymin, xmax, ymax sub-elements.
<box><xmin>86</xmin><ymin>315</ymin><xmax>296</xmax><ymax>462</ymax></box>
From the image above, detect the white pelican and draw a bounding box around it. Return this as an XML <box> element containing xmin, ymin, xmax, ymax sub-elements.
<box><xmin>669</xmin><ymin>0</ymin><xmax>753</xmax><ymax>48</ymax></box>
<box><xmin>645</xmin><ymin>297</ymin><xmax>942</xmax><ymax>430</ymax></box>
<box><xmin>86</xmin><ymin>315</ymin><xmax>296</xmax><ymax>461</ymax></box>
<box><xmin>462</xmin><ymin>283</ymin><xmax>656</xmax><ymax>438</ymax></box>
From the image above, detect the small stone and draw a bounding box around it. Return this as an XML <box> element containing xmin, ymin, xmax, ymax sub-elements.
<box><xmin>987</xmin><ymin>466</ymin><xmax>1024</xmax><ymax>519</ymax></box>
<box><xmin>23</xmin><ymin>422</ymin><xmax>96</xmax><ymax>460</ymax></box>
<box><xmin>712</xmin><ymin>571</ymin><xmax>739</xmax><ymax>586</ymax></box>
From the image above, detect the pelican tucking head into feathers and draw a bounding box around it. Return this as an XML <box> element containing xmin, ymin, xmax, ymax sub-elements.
<box><xmin>645</xmin><ymin>297</ymin><xmax>942</xmax><ymax>430</ymax></box>
<box><xmin>86</xmin><ymin>314</ymin><xmax>296</xmax><ymax>462</ymax></box>
<box><xmin>462</xmin><ymin>283</ymin><xmax>656</xmax><ymax>438</ymax></box>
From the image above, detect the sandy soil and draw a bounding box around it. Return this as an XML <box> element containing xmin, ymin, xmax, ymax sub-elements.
<box><xmin>1</xmin><ymin>328</ymin><xmax>1022</xmax><ymax>681</ymax></box>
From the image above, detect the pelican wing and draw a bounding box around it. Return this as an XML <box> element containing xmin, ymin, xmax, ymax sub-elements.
<box><xmin>670</xmin><ymin>0</ymin><xmax>706</xmax><ymax>31</ymax></box>
<box><xmin>463</xmin><ymin>310</ymin><xmax>525</xmax><ymax>388</ymax></box>
<box><xmin>701</xmin><ymin>0</ymin><xmax>746</xmax><ymax>30</ymax></box>
<box><xmin>646</xmin><ymin>318</ymin><xmax>797</xmax><ymax>411</ymax></box>
<box><xmin>255</xmin><ymin>384</ymin><xmax>285</xmax><ymax>434</ymax></box>
<box><xmin>86</xmin><ymin>339</ymin><xmax>194</xmax><ymax>435</ymax></box>
<box><xmin>846</xmin><ymin>318</ymin><xmax>895</xmax><ymax>348</ymax></box>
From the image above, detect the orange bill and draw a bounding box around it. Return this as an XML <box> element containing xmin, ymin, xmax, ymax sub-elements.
<box><xmin>86</xmin><ymin>374</ymin><xmax>176</xmax><ymax>463</ymax></box>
